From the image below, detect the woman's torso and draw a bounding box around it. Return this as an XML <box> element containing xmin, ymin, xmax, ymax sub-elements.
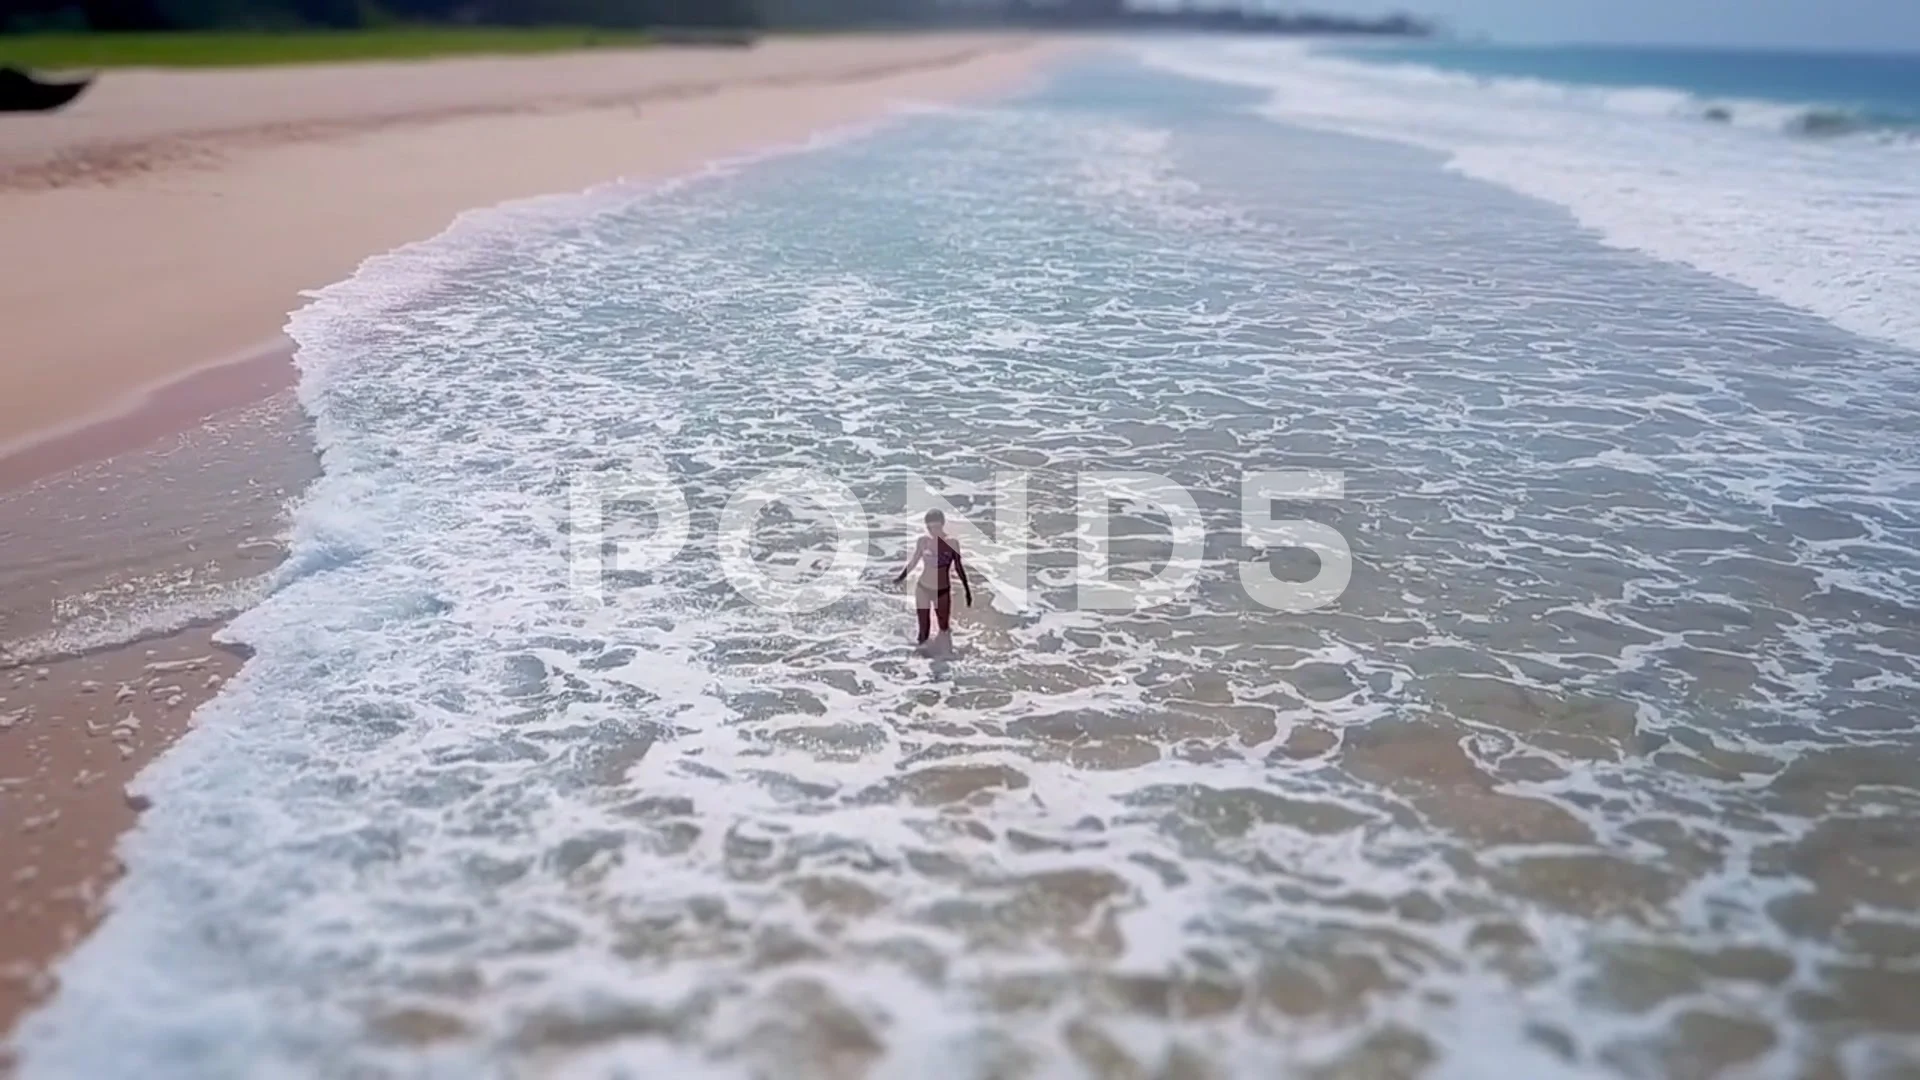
<box><xmin>918</xmin><ymin>536</ymin><xmax>957</xmax><ymax>590</ymax></box>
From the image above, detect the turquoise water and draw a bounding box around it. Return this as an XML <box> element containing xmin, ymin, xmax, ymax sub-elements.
<box><xmin>14</xmin><ymin>48</ymin><xmax>1920</xmax><ymax>1079</ymax></box>
<box><xmin>1335</xmin><ymin>43</ymin><xmax>1920</xmax><ymax>133</ymax></box>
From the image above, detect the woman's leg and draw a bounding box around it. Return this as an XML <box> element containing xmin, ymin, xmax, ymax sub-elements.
<box><xmin>935</xmin><ymin>589</ymin><xmax>953</xmax><ymax>635</ymax></box>
<box><xmin>915</xmin><ymin>587</ymin><xmax>933</xmax><ymax>643</ymax></box>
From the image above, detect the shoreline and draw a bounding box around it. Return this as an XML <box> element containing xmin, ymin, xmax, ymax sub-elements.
<box><xmin>0</xmin><ymin>375</ymin><xmax>313</xmax><ymax>1045</ymax></box>
<box><xmin>0</xmin><ymin>34</ymin><xmax>1077</xmax><ymax>451</ymax></box>
<box><xmin>0</xmin><ymin>34</ymin><xmax>1082</xmax><ymax>1050</ymax></box>
<box><xmin>0</xmin><ymin>340</ymin><xmax>294</xmax><ymax>495</ymax></box>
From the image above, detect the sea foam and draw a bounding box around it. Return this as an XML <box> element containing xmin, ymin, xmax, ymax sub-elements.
<box><xmin>1140</xmin><ymin>40</ymin><xmax>1920</xmax><ymax>355</ymax></box>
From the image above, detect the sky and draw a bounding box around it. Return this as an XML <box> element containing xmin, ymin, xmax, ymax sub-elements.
<box><xmin>1254</xmin><ymin>0</ymin><xmax>1920</xmax><ymax>52</ymax></box>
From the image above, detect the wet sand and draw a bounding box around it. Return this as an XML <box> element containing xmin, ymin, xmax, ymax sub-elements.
<box><xmin>0</xmin><ymin>630</ymin><xmax>241</xmax><ymax>1053</ymax></box>
<box><xmin>0</xmin><ymin>34</ymin><xmax>1079</xmax><ymax>1050</ymax></box>
<box><xmin>0</xmin><ymin>344</ymin><xmax>295</xmax><ymax>495</ymax></box>
<box><xmin>0</xmin><ymin>377</ymin><xmax>314</xmax><ymax>1049</ymax></box>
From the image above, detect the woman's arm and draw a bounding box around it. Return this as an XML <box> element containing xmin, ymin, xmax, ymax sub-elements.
<box><xmin>893</xmin><ymin>536</ymin><xmax>926</xmax><ymax>584</ymax></box>
<box><xmin>953</xmin><ymin>548</ymin><xmax>973</xmax><ymax>606</ymax></box>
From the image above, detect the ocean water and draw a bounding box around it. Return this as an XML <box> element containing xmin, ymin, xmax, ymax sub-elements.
<box><xmin>1145</xmin><ymin>39</ymin><xmax>1920</xmax><ymax>355</ymax></box>
<box><xmin>15</xmin><ymin>43</ymin><xmax>1920</xmax><ymax>1079</ymax></box>
<box><xmin>1332</xmin><ymin>42</ymin><xmax>1920</xmax><ymax>135</ymax></box>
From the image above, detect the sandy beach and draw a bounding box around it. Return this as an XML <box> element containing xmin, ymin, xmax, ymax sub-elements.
<box><xmin>0</xmin><ymin>32</ymin><xmax>1073</xmax><ymax>1048</ymax></box>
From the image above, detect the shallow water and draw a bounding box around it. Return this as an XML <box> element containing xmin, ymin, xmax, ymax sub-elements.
<box><xmin>0</xmin><ymin>396</ymin><xmax>309</xmax><ymax>661</ymax></box>
<box><xmin>16</xmin><ymin>55</ymin><xmax>1920</xmax><ymax>1078</ymax></box>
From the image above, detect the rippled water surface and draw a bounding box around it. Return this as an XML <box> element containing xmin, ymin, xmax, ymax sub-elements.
<box><xmin>18</xmin><ymin>58</ymin><xmax>1920</xmax><ymax>1079</ymax></box>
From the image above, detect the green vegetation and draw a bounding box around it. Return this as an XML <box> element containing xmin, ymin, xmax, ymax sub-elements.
<box><xmin>0</xmin><ymin>27</ymin><xmax>653</xmax><ymax>66</ymax></box>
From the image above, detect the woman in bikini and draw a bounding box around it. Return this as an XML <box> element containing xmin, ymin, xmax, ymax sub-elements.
<box><xmin>892</xmin><ymin>509</ymin><xmax>972</xmax><ymax>648</ymax></box>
